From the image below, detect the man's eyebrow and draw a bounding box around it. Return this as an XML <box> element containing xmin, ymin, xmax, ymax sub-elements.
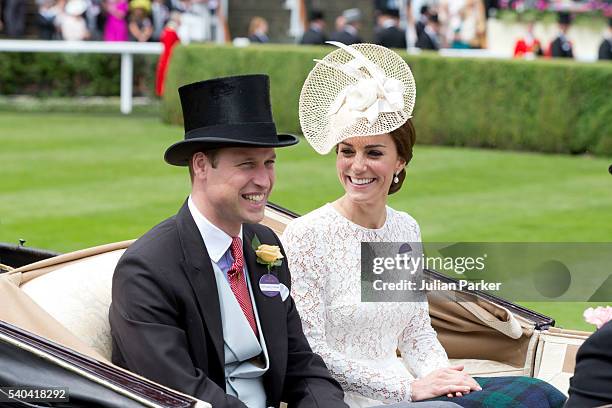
<box><xmin>235</xmin><ymin>154</ymin><xmax>277</xmax><ymax>161</ymax></box>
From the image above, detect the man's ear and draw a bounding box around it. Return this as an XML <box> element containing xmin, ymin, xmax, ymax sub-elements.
<box><xmin>191</xmin><ymin>152</ymin><xmax>208</xmax><ymax>180</ymax></box>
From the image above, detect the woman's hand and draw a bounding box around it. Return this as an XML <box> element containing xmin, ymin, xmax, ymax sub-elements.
<box><xmin>411</xmin><ymin>365</ymin><xmax>481</xmax><ymax>401</ymax></box>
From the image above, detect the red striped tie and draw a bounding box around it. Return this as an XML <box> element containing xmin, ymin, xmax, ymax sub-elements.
<box><xmin>228</xmin><ymin>237</ymin><xmax>258</xmax><ymax>337</ymax></box>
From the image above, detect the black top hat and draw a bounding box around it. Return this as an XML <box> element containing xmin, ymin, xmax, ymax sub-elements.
<box><xmin>381</xmin><ymin>8</ymin><xmax>400</xmax><ymax>18</ymax></box>
<box><xmin>164</xmin><ymin>74</ymin><xmax>299</xmax><ymax>166</ymax></box>
<box><xmin>558</xmin><ymin>12</ymin><xmax>572</xmax><ymax>25</ymax></box>
<box><xmin>309</xmin><ymin>9</ymin><xmax>324</xmax><ymax>22</ymax></box>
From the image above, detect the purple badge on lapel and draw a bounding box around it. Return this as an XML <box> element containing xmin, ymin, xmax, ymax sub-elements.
<box><xmin>259</xmin><ymin>274</ymin><xmax>281</xmax><ymax>297</ymax></box>
<box><xmin>399</xmin><ymin>243</ymin><xmax>412</xmax><ymax>254</ymax></box>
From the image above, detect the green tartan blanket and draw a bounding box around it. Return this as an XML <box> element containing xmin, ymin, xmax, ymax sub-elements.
<box><xmin>428</xmin><ymin>376</ymin><xmax>567</xmax><ymax>408</ymax></box>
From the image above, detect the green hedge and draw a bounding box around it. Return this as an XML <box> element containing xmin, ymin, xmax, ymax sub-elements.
<box><xmin>160</xmin><ymin>44</ymin><xmax>611</xmax><ymax>156</ymax></box>
<box><xmin>0</xmin><ymin>53</ymin><xmax>157</xmax><ymax>97</ymax></box>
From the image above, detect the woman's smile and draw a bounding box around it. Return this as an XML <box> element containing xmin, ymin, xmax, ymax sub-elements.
<box><xmin>347</xmin><ymin>176</ymin><xmax>377</xmax><ymax>186</ymax></box>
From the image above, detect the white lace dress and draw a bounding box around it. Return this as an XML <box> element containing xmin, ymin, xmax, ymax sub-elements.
<box><xmin>282</xmin><ymin>203</ymin><xmax>449</xmax><ymax>407</ymax></box>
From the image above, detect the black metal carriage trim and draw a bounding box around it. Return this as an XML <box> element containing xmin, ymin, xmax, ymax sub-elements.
<box><xmin>0</xmin><ymin>321</ymin><xmax>196</xmax><ymax>408</ymax></box>
<box><xmin>266</xmin><ymin>201</ymin><xmax>302</xmax><ymax>219</ymax></box>
<box><xmin>0</xmin><ymin>243</ymin><xmax>60</xmax><ymax>270</ymax></box>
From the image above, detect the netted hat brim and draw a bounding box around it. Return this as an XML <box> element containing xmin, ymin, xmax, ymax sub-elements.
<box><xmin>299</xmin><ymin>43</ymin><xmax>416</xmax><ymax>154</ymax></box>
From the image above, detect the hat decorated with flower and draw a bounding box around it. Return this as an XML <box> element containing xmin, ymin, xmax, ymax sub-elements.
<box><xmin>299</xmin><ymin>41</ymin><xmax>416</xmax><ymax>154</ymax></box>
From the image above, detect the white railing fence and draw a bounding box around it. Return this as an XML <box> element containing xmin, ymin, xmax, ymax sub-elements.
<box><xmin>0</xmin><ymin>40</ymin><xmax>162</xmax><ymax>114</ymax></box>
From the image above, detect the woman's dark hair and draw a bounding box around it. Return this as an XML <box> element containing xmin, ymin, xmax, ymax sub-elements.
<box><xmin>388</xmin><ymin>118</ymin><xmax>416</xmax><ymax>195</ymax></box>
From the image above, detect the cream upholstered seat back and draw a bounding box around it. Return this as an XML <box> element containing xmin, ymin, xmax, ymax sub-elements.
<box><xmin>19</xmin><ymin>248</ymin><xmax>126</xmax><ymax>361</ymax></box>
<box><xmin>7</xmin><ymin>207</ymin><xmax>293</xmax><ymax>363</ymax></box>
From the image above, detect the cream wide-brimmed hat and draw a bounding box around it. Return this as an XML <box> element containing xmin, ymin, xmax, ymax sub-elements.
<box><xmin>299</xmin><ymin>41</ymin><xmax>416</xmax><ymax>154</ymax></box>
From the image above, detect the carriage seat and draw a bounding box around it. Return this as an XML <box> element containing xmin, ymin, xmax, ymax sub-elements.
<box><xmin>20</xmin><ymin>246</ymin><xmax>125</xmax><ymax>361</ymax></box>
<box><xmin>13</xmin><ymin>240</ymin><xmax>527</xmax><ymax>380</ymax></box>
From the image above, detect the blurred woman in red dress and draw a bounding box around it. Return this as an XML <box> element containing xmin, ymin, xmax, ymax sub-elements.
<box><xmin>155</xmin><ymin>12</ymin><xmax>181</xmax><ymax>97</ymax></box>
<box><xmin>513</xmin><ymin>22</ymin><xmax>543</xmax><ymax>59</ymax></box>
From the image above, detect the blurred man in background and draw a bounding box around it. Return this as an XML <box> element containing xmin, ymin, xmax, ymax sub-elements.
<box><xmin>416</xmin><ymin>13</ymin><xmax>440</xmax><ymax>50</ymax></box>
<box><xmin>330</xmin><ymin>8</ymin><xmax>362</xmax><ymax>45</ymax></box>
<box><xmin>300</xmin><ymin>9</ymin><xmax>326</xmax><ymax>45</ymax></box>
<box><xmin>374</xmin><ymin>8</ymin><xmax>406</xmax><ymax>49</ymax></box>
<box><xmin>151</xmin><ymin>0</ymin><xmax>169</xmax><ymax>41</ymax></box>
<box><xmin>549</xmin><ymin>12</ymin><xmax>573</xmax><ymax>59</ymax></box>
<box><xmin>36</xmin><ymin>0</ymin><xmax>60</xmax><ymax>39</ymax></box>
<box><xmin>598</xmin><ymin>18</ymin><xmax>612</xmax><ymax>61</ymax></box>
<box><xmin>2</xmin><ymin>0</ymin><xmax>26</xmax><ymax>37</ymax></box>
<box><xmin>415</xmin><ymin>4</ymin><xmax>430</xmax><ymax>45</ymax></box>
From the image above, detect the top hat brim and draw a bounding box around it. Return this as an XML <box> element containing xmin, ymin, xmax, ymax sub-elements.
<box><xmin>164</xmin><ymin>133</ymin><xmax>299</xmax><ymax>166</ymax></box>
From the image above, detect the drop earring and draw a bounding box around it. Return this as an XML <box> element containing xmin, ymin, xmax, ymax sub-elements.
<box><xmin>393</xmin><ymin>172</ymin><xmax>399</xmax><ymax>184</ymax></box>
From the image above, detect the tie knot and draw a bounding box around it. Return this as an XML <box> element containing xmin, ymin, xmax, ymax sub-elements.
<box><xmin>230</xmin><ymin>237</ymin><xmax>244</xmax><ymax>270</ymax></box>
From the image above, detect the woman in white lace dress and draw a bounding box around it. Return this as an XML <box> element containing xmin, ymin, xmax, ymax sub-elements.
<box><xmin>281</xmin><ymin>143</ymin><xmax>466</xmax><ymax>406</ymax></box>
<box><xmin>282</xmin><ymin>42</ymin><xmax>566</xmax><ymax>408</ymax></box>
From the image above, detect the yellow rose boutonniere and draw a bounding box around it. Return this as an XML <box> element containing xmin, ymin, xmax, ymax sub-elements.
<box><xmin>252</xmin><ymin>235</ymin><xmax>283</xmax><ymax>272</ymax></box>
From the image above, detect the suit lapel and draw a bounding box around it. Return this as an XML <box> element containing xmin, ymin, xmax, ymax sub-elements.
<box><xmin>243</xmin><ymin>226</ymin><xmax>284</xmax><ymax>336</ymax></box>
<box><xmin>175</xmin><ymin>201</ymin><xmax>224</xmax><ymax>367</ymax></box>
<box><xmin>242</xmin><ymin>227</ymin><xmax>285</xmax><ymax>387</ymax></box>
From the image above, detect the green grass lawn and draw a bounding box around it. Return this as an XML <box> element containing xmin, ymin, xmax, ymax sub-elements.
<box><xmin>1</xmin><ymin>112</ymin><xmax>611</xmax><ymax>330</ymax></box>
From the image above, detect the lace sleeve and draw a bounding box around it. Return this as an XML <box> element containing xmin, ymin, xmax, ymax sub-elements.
<box><xmin>283</xmin><ymin>221</ymin><xmax>414</xmax><ymax>404</ymax></box>
<box><xmin>397</xmin><ymin>218</ymin><xmax>449</xmax><ymax>377</ymax></box>
<box><xmin>397</xmin><ymin>302</ymin><xmax>449</xmax><ymax>378</ymax></box>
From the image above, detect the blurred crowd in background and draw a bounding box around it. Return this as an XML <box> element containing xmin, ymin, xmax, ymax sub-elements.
<box><xmin>0</xmin><ymin>0</ymin><xmax>218</xmax><ymax>42</ymax></box>
<box><xmin>508</xmin><ymin>11</ymin><xmax>612</xmax><ymax>59</ymax></box>
<box><xmin>299</xmin><ymin>1</ymin><xmax>611</xmax><ymax>60</ymax></box>
<box><xmin>299</xmin><ymin>2</ymin><xmax>489</xmax><ymax>51</ymax></box>
<box><xmin>0</xmin><ymin>0</ymin><xmax>610</xmax><ymax>60</ymax></box>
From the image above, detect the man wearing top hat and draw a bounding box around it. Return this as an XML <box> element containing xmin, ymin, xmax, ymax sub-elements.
<box><xmin>329</xmin><ymin>8</ymin><xmax>363</xmax><ymax>45</ymax></box>
<box><xmin>549</xmin><ymin>12</ymin><xmax>574</xmax><ymax>59</ymax></box>
<box><xmin>598</xmin><ymin>18</ymin><xmax>612</xmax><ymax>61</ymax></box>
<box><xmin>415</xmin><ymin>14</ymin><xmax>440</xmax><ymax>51</ymax></box>
<box><xmin>374</xmin><ymin>8</ymin><xmax>407</xmax><ymax>49</ymax></box>
<box><xmin>300</xmin><ymin>9</ymin><xmax>327</xmax><ymax>45</ymax></box>
<box><xmin>109</xmin><ymin>74</ymin><xmax>348</xmax><ymax>408</ymax></box>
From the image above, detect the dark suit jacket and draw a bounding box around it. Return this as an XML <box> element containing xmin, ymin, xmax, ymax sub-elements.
<box><xmin>109</xmin><ymin>201</ymin><xmax>347</xmax><ymax>408</ymax></box>
<box><xmin>416</xmin><ymin>31</ymin><xmax>439</xmax><ymax>51</ymax></box>
<box><xmin>598</xmin><ymin>38</ymin><xmax>612</xmax><ymax>60</ymax></box>
<box><xmin>301</xmin><ymin>28</ymin><xmax>327</xmax><ymax>45</ymax></box>
<box><xmin>375</xmin><ymin>26</ymin><xmax>406</xmax><ymax>49</ymax></box>
<box><xmin>550</xmin><ymin>36</ymin><xmax>573</xmax><ymax>58</ymax></box>
<box><xmin>329</xmin><ymin>29</ymin><xmax>362</xmax><ymax>45</ymax></box>
<box><xmin>566</xmin><ymin>321</ymin><xmax>612</xmax><ymax>407</ymax></box>
<box><xmin>415</xmin><ymin>21</ymin><xmax>426</xmax><ymax>40</ymax></box>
